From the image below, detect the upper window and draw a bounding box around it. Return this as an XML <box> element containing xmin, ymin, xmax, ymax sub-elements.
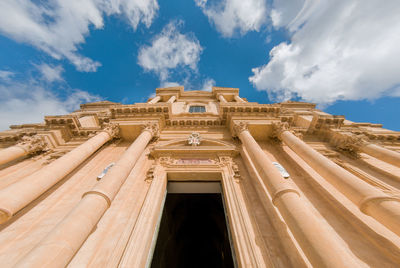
<box><xmin>189</xmin><ymin>105</ymin><xmax>206</xmax><ymax>113</ymax></box>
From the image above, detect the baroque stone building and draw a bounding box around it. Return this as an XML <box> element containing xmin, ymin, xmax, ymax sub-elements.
<box><xmin>0</xmin><ymin>86</ymin><xmax>399</xmax><ymax>267</ymax></box>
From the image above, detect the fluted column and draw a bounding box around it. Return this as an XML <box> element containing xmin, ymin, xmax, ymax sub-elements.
<box><xmin>234</xmin><ymin>95</ymin><xmax>245</xmax><ymax>103</ymax></box>
<box><xmin>360</xmin><ymin>143</ymin><xmax>400</xmax><ymax>168</ymax></box>
<box><xmin>14</xmin><ymin>123</ymin><xmax>159</xmax><ymax>268</ymax></box>
<box><xmin>167</xmin><ymin>95</ymin><xmax>176</xmax><ymax>103</ymax></box>
<box><xmin>0</xmin><ymin>123</ymin><xmax>119</xmax><ymax>224</ymax></box>
<box><xmin>279</xmin><ymin>127</ymin><xmax>400</xmax><ymax>236</ymax></box>
<box><xmin>0</xmin><ymin>135</ymin><xmax>46</xmax><ymax>166</ymax></box>
<box><xmin>148</xmin><ymin>95</ymin><xmax>161</xmax><ymax>104</ymax></box>
<box><xmin>119</xmin><ymin>166</ymin><xmax>167</xmax><ymax>267</ymax></box>
<box><xmin>218</xmin><ymin>94</ymin><xmax>227</xmax><ymax>103</ymax></box>
<box><xmin>234</xmin><ymin>122</ymin><xmax>361</xmax><ymax>267</ymax></box>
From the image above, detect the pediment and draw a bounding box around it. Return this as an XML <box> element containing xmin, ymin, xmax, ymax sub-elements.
<box><xmin>151</xmin><ymin>138</ymin><xmax>238</xmax><ymax>157</ymax></box>
<box><xmin>156</xmin><ymin>138</ymin><xmax>235</xmax><ymax>148</ymax></box>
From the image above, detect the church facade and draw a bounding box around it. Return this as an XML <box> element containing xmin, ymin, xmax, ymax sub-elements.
<box><xmin>0</xmin><ymin>86</ymin><xmax>399</xmax><ymax>267</ymax></box>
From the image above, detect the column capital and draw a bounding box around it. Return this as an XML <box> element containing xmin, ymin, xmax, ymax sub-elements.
<box><xmin>335</xmin><ymin>134</ymin><xmax>369</xmax><ymax>155</ymax></box>
<box><xmin>271</xmin><ymin>122</ymin><xmax>290</xmax><ymax>138</ymax></box>
<box><xmin>141</xmin><ymin>122</ymin><xmax>160</xmax><ymax>137</ymax></box>
<box><xmin>233</xmin><ymin>121</ymin><xmax>249</xmax><ymax>136</ymax></box>
<box><xmin>102</xmin><ymin>123</ymin><xmax>120</xmax><ymax>138</ymax></box>
<box><xmin>16</xmin><ymin>135</ymin><xmax>47</xmax><ymax>154</ymax></box>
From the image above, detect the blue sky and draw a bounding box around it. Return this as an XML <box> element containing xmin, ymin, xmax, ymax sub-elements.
<box><xmin>0</xmin><ymin>0</ymin><xmax>399</xmax><ymax>131</ymax></box>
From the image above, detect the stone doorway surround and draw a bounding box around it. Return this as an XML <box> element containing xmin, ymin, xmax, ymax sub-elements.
<box><xmin>118</xmin><ymin>138</ymin><xmax>266</xmax><ymax>267</ymax></box>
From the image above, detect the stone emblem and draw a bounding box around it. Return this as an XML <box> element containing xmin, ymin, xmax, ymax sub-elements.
<box><xmin>187</xmin><ymin>132</ymin><xmax>201</xmax><ymax>146</ymax></box>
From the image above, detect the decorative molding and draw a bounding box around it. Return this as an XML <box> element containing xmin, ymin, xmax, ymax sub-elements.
<box><xmin>16</xmin><ymin>135</ymin><xmax>47</xmax><ymax>154</ymax></box>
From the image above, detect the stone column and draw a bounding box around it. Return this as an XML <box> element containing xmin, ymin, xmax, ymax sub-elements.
<box><xmin>14</xmin><ymin>123</ymin><xmax>159</xmax><ymax>268</ymax></box>
<box><xmin>218</xmin><ymin>94</ymin><xmax>227</xmax><ymax>103</ymax></box>
<box><xmin>167</xmin><ymin>95</ymin><xmax>176</xmax><ymax>103</ymax></box>
<box><xmin>0</xmin><ymin>123</ymin><xmax>119</xmax><ymax>224</ymax></box>
<box><xmin>148</xmin><ymin>95</ymin><xmax>161</xmax><ymax>104</ymax></box>
<box><xmin>0</xmin><ymin>135</ymin><xmax>46</xmax><ymax>166</ymax></box>
<box><xmin>118</xmin><ymin>167</ymin><xmax>167</xmax><ymax>267</ymax></box>
<box><xmin>278</xmin><ymin>126</ymin><xmax>400</xmax><ymax>236</ymax></box>
<box><xmin>234</xmin><ymin>95</ymin><xmax>245</xmax><ymax>103</ymax></box>
<box><xmin>360</xmin><ymin>143</ymin><xmax>400</xmax><ymax>168</ymax></box>
<box><xmin>234</xmin><ymin>122</ymin><xmax>361</xmax><ymax>267</ymax></box>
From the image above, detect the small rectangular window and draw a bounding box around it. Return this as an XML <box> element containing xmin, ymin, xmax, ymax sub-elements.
<box><xmin>189</xmin><ymin>106</ymin><xmax>205</xmax><ymax>113</ymax></box>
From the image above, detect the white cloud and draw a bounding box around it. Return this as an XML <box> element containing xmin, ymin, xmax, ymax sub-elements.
<box><xmin>200</xmin><ymin>78</ymin><xmax>215</xmax><ymax>91</ymax></box>
<box><xmin>250</xmin><ymin>0</ymin><xmax>400</xmax><ymax>105</ymax></box>
<box><xmin>0</xmin><ymin>74</ymin><xmax>101</xmax><ymax>131</ymax></box>
<box><xmin>0</xmin><ymin>70</ymin><xmax>14</xmax><ymax>81</ymax></box>
<box><xmin>0</xmin><ymin>0</ymin><xmax>158</xmax><ymax>72</ymax></box>
<box><xmin>138</xmin><ymin>21</ymin><xmax>203</xmax><ymax>81</ymax></box>
<box><xmin>195</xmin><ymin>0</ymin><xmax>267</xmax><ymax>37</ymax></box>
<box><xmin>36</xmin><ymin>63</ymin><xmax>64</xmax><ymax>82</ymax></box>
<box><xmin>160</xmin><ymin>81</ymin><xmax>181</xmax><ymax>88</ymax></box>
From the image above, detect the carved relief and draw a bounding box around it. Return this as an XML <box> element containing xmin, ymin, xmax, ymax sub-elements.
<box><xmin>145</xmin><ymin>165</ymin><xmax>155</xmax><ymax>182</ymax></box>
<box><xmin>231</xmin><ymin>163</ymin><xmax>241</xmax><ymax>182</ymax></box>
<box><xmin>335</xmin><ymin>134</ymin><xmax>369</xmax><ymax>158</ymax></box>
<box><xmin>218</xmin><ymin>156</ymin><xmax>233</xmax><ymax>167</ymax></box>
<box><xmin>187</xmin><ymin>132</ymin><xmax>202</xmax><ymax>146</ymax></box>
<box><xmin>157</xmin><ymin>156</ymin><xmax>173</xmax><ymax>166</ymax></box>
<box><xmin>16</xmin><ymin>135</ymin><xmax>47</xmax><ymax>154</ymax></box>
<box><xmin>102</xmin><ymin>123</ymin><xmax>120</xmax><ymax>138</ymax></box>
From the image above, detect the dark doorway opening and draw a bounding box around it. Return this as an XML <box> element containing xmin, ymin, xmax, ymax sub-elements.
<box><xmin>151</xmin><ymin>193</ymin><xmax>235</xmax><ymax>268</ymax></box>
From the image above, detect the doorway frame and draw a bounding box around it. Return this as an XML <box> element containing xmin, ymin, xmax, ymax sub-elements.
<box><xmin>119</xmin><ymin>154</ymin><xmax>265</xmax><ymax>267</ymax></box>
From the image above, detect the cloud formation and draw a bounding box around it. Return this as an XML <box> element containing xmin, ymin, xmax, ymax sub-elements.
<box><xmin>138</xmin><ymin>21</ymin><xmax>203</xmax><ymax>81</ymax></box>
<box><xmin>250</xmin><ymin>0</ymin><xmax>400</xmax><ymax>105</ymax></box>
<box><xmin>0</xmin><ymin>70</ymin><xmax>14</xmax><ymax>81</ymax></box>
<box><xmin>195</xmin><ymin>0</ymin><xmax>267</xmax><ymax>37</ymax></box>
<box><xmin>200</xmin><ymin>78</ymin><xmax>216</xmax><ymax>91</ymax></box>
<box><xmin>0</xmin><ymin>70</ymin><xmax>100</xmax><ymax>131</ymax></box>
<box><xmin>36</xmin><ymin>63</ymin><xmax>64</xmax><ymax>83</ymax></box>
<box><xmin>0</xmin><ymin>0</ymin><xmax>159</xmax><ymax>72</ymax></box>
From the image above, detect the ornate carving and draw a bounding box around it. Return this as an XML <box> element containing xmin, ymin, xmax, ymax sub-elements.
<box><xmin>157</xmin><ymin>156</ymin><xmax>173</xmax><ymax>166</ymax></box>
<box><xmin>232</xmin><ymin>163</ymin><xmax>241</xmax><ymax>182</ymax></box>
<box><xmin>335</xmin><ymin>134</ymin><xmax>369</xmax><ymax>158</ymax></box>
<box><xmin>233</xmin><ymin>121</ymin><xmax>248</xmax><ymax>136</ymax></box>
<box><xmin>102</xmin><ymin>123</ymin><xmax>120</xmax><ymax>138</ymax></box>
<box><xmin>187</xmin><ymin>132</ymin><xmax>202</xmax><ymax>146</ymax></box>
<box><xmin>271</xmin><ymin>122</ymin><xmax>290</xmax><ymax>139</ymax></box>
<box><xmin>142</xmin><ymin>122</ymin><xmax>160</xmax><ymax>138</ymax></box>
<box><xmin>16</xmin><ymin>135</ymin><xmax>47</xmax><ymax>154</ymax></box>
<box><xmin>218</xmin><ymin>156</ymin><xmax>233</xmax><ymax>167</ymax></box>
<box><xmin>145</xmin><ymin>166</ymin><xmax>155</xmax><ymax>182</ymax></box>
<box><xmin>271</xmin><ymin>122</ymin><xmax>304</xmax><ymax>141</ymax></box>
